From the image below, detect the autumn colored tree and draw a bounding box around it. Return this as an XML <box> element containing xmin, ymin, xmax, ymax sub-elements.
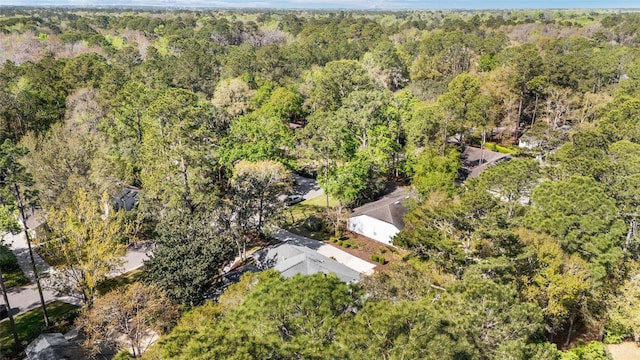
<box><xmin>77</xmin><ymin>282</ymin><xmax>177</xmax><ymax>357</ymax></box>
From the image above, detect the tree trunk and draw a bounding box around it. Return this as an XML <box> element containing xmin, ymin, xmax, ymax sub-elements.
<box><xmin>324</xmin><ymin>156</ymin><xmax>330</xmax><ymax>210</ymax></box>
<box><xmin>532</xmin><ymin>93</ymin><xmax>539</xmax><ymax>125</ymax></box>
<box><xmin>14</xmin><ymin>183</ymin><xmax>49</xmax><ymax>327</ymax></box>
<box><xmin>0</xmin><ymin>265</ymin><xmax>20</xmax><ymax>351</ymax></box>
<box><xmin>480</xmin><ymin>130</ymin><xmax>486</xmax><ymax>165</ymax></box>
<box><xmin>564</xmin><ymin>314</ymin><xmax>575</xmax><ymax>348</ymax></box>
<box><xmin>179</xmin><ymin>156</ymin><xmax>193</xmax><ymax>214</ymax></box>
<box><xmin>517</xmin><ymin>92</ymin><xmax>524</xmax><ymax>125</ymax></box>
<box><xmin>625</xmin><ymin>218</ymin><xmax>637</xmax><ymax>254</ymax></box>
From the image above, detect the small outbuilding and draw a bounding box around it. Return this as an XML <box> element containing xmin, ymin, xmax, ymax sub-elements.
<box><xmin>347</xmin><ymin>187</ymin><xmax>407</xmax><ymax>246</ymax></box>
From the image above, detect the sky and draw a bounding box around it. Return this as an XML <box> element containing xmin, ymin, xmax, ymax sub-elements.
<box><xmin>1</xmin><ymin>0</ymin><xmax>639</xmax><ymax>9</ymax></box>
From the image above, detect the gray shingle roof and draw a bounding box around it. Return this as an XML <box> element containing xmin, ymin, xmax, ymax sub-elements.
<box><xmin>25</xmin><ymin>333</ymin><xmax>87</xmax><ymax>360</ymax></box>
<box><xmin>351</xmin><ymin>187</ymin><xmax>408</xmax><ymax>229</ymax></box>
<box><xmin>253</xmin><ymin>243</ymin><xmax>361</xmax><ymax>283</ymax></box>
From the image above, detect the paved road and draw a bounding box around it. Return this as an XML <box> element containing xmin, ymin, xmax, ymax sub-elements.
<box><xmin>293</xmin><ymin>174</ymin><xmax>323</xmax><ymax>200</ymax></box>
<box><xmin>3</xmin><ymin>177</ymin><xmax>321</xmax><ymax>318</ymax></box>
<box><xmin>272</xmin><ymin>229</ymin><xmax>375</xmax><ymax>275</ymax></box>
<box><xmin>2</xmin><ymin>225</ymin><xmax>151</xmax><ymax>318</ymax></box>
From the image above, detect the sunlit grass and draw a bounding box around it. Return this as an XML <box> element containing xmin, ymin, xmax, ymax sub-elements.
<box><xmin>301</xmin><ymin>194</ymin><xmax>339</xmax><ymax>208</ymax></box>
<box><xmin>0</xmin><ymin>301</ymin><xmax>80</xmax><ymax>359</ymax></box>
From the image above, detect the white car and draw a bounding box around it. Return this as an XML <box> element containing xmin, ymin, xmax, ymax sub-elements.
<box><xmin>285</xmin><ymin>194</ymin><xmax>304</xmax><ymax>206</ymax></box>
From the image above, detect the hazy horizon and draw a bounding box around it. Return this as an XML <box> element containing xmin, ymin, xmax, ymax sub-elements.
<box><xmin>1</xmin><ymin>0</ymin><xmax>639</xmax><ymax>10</ymax></box>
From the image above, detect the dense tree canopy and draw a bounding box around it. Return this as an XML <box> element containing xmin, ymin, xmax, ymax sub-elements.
<box><xmin>2</xmin><ymin>8</ymin><xmax>640</xmax><ymax>359</ymax></box>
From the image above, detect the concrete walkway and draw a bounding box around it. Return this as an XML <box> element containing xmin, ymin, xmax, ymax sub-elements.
<box><xmin>4</xmin><ymin>230</ymin><xmax>50</xmax><ymax>283</ymax></box>
<box><xmin>271</xmin><ymin>229</ymin><xmax>376</xmax><ymax>275</ymax></box>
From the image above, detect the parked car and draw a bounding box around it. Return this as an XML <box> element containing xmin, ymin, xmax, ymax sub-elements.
<box><xmin>285</xmin><ymin>194</ymin><xmax>304</xmax><ymax>206</ymax></box>
<box><xmin>0</xmin><ymin>304</ymin><xmax>8</xmax><ymax>320</ymax></box>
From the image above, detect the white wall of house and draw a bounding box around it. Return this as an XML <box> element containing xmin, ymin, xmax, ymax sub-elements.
<box><xmin>347</xmin><ymin>215</ymin><xmax>399</xmax><ymax>246</ymax></box>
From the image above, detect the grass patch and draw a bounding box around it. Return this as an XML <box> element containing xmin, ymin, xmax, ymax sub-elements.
<box><xmin>97</xmin><ymin>268</ymin><xmax>143</xmax><ymax>296</ymax></box>
<box><xmin>0</xmin><ymin>301</ymin><xmax>80</xmax><ymax>359</ymax></box>
<box><xmin>301</xmin><ymin>194</ymin><xmax>340</xmax><ymax>208</ymax></box>
<box><xmin>280</xmin><ymin>194</ymin><xmax>340</xmax><ymax>242</ymax></box>
<box><xmin>0</xmin><ymin>245</ymin><xmax>29</xmax><ymax>288</ymax></box>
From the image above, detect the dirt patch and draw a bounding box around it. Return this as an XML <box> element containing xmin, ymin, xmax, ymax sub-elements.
<box><xmin>607</xmin><ymin>342</ymin><xmax>640</xmax><ymax>360</ymax></box>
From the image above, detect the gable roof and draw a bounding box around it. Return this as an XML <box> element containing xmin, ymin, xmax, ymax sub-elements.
<box><xmin>25</xmin><ymin>333</ymin><xmax>87</xmax><ymax>360</ymax></box>
<box><xmin>253</xmin><ymin>243</ymin><xmax>361</xmax><ymax>283</ymax></box>
<box><xmin>350</xmin><ymin>187</ymin><xmax>408</xmax><ymax>229</ymax></box>
<box><xmin>462</xmin><ymin>146</ymin><xmax>511</xmax><ymax>179</ymax></box>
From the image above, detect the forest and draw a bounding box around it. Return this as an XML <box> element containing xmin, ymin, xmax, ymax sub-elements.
<box><xmin>1</xmin><ymin>6</ymin><xmax>640</xmax><ymax>360</ymax></box>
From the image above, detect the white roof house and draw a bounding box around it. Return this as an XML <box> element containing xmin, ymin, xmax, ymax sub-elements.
<box><xmin>347</xmin><ymin>187</ymin><xmax>408</xmax><ymax>246</ymax></box>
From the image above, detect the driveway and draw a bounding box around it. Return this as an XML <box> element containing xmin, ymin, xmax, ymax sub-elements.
<box><xmin>272</xmin><ymin>229</ymin><xmax>375</xmax><ymax>275</ymax></box>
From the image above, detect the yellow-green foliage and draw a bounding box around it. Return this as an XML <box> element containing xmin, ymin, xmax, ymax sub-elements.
<box><xmin>106</xmin><ymin>35</ymin><xmax>126</xmax><ymax>50</ymax></box>
<box><xmin>154</xmin><ymin>37</ymin><xmax>170</xmax><ymax>56</ymax></box>
<box><xmin>486</xmin><ymin>142</ymin><xmax>519</xmax><ymax>155</ymax></box>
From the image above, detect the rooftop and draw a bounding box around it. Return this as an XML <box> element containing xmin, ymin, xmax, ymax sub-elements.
<box><xmin>253</xmin><ymin>243</ymin><xmax>361</xmax><ymax>283</ymax></box>
<box><xmin>25</xmin><ymin>333</ymin><xmax>87</xmax><ymax>360</ymax></box>
<box><xmin>351</xmin><ymin>187</ymin><xmax>408</xmax><ymax>229</ymax></box>
<box><xmin>462</xmin><ymin>146</ymin><xmax>511</xmax><ymax>179</ymax></box>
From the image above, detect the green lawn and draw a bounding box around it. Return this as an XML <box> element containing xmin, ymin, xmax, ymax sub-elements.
<box><xmin>97</xmin><ymin>268</ymin><xmax>143</xmax><ymax>296</ymax></box>
<box><xmin>281</xmin><ymin>195</ymin><xmax>340</xmax><ymax>242</ymax></box>
<box><xmin>1</xmin><ymin>301</ymin><xmax>80</xmax><ymax>359</ymax></box>
<box><xmin>301</xmin><ymin>194</ymin><xmax>339</xmax><ymax>208</ymax></box>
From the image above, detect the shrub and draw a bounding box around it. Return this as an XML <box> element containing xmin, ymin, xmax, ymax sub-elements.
<box><xmin>371</xmin><ymin>254</ymin><xmax>380</xmax><ymax>262</ymax></box>
<box><xmin>378</xmin><ymin>256</ymin><xmax>387</xmax><ymax>265</ymax></box>
<box><xmin>304</xmin><ymin>216</ymin><xmax>323</xmax><ymax>232</ymax></box>
<box><xmin>113</xmin><ymin>349</ymin><xmax>135</xmax><ymax>360</ymax></box>
<box><xmin>603</xmin><ymin>321</ymin><xmax>630</xmax><ymax>344</ymax></box>
<box><xmin>0</xmin><ymin>245</ymin><xmax>20</xmax><ymax>272</ymax></box>
<box><xmin>563</xmin><ymin>341</ymin><xmax>612</xmax><ymax>360</ymax></box>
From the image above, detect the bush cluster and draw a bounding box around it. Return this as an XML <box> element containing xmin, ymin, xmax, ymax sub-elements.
<box><xmin>371</xmin><ymin>254</ymin><xmax>387</xmax><ymax>265</ymax></box>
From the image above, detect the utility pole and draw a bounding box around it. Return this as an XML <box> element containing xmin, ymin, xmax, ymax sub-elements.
<box><xmin>14</xmin><ymin>183</ymin><xmax>49</xmax><ymax>327</ymax></box>
<box><xmin>0</xmin><ymin>264</ymin><xmax>20</xmax><ymax>350</ymax></box>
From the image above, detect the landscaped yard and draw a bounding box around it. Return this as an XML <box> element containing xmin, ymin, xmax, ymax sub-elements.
<box><xmin>0</xmin><ymin>301</ymin><xmax>80</xmax><ymax>359</ymax></box>
<box><xmin>0</xmin><ymin>245</ymin><xmax>30</xmax><ymax>288</ymax></box>
<box><xmin>329</xmin><ymin>231</ymin><xmax>409</xmax><ymax>270</ymax></box>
